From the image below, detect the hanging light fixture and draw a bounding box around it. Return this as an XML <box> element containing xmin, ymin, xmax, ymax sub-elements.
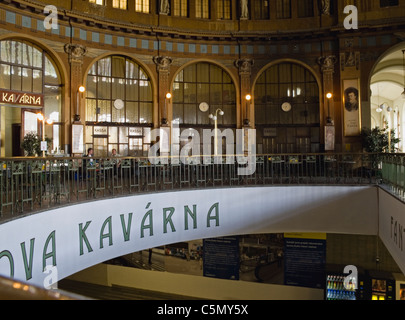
<box><xmin>402</xmin><ymin>49</ymin><xmax>405</xmax><ymax>99</ymax></box>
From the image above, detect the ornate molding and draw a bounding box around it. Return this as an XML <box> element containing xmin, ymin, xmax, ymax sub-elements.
<box><xmin>159</xmin><ymin>0</ymin><xmax>170</xmax><ymax>15</ymax></box>
<box><xmin>317</xmin><ymin>55</ymin><xmax>337</xmax><ymax>73</ymax></box>
<box><xmin>64</xmin><ymin>43</ymin><xmax>87</xmax><ymax>63</ymax></box>
<box><xmin>235</xmin><ymin>58</ymin><xmax>254</xmax><ymax>76</ymax></box>
<box><xmin>153</xmin><ymin>56</ymin><xmax>173</xmax><ymax>73</ymax></box>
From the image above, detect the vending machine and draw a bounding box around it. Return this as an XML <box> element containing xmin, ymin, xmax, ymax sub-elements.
<box><xmin>393</xmin><ymin>273</ymin><xmax>405</xmax><ymax>300</ymax></box>
<box><xmin>325</xmin><ymin>265</ymin><xmax>366</xmax><ymax>300</ymax></box>
<box><xmin>368</xmin><ymin>270</ymin><xmax>395</xmax><ymax>300</ymax></box>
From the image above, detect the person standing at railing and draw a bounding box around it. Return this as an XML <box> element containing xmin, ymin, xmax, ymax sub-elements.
<box><xmin>83</xmin><ymin>148</ymin><xmax>94</xmax><ymax>179</ymax></box>
<box><xmin>110</xmin><ymin>148</ymin><xmax>121</xmax><ymax>177</ymax></box>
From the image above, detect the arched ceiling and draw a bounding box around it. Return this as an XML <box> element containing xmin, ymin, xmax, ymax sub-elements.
<box><xmin>370</xmin><ymin>44</ymin><xmax>405</xmax><ymax>107</ymax></box>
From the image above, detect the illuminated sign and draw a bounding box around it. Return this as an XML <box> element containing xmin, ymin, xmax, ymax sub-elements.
<box><xmin>0</xmin><ymin>90</ymin><xmax>43</xmax><ymax>107</ymax></box>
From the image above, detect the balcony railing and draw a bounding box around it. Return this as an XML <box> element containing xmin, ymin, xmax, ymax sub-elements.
<box><xmin>381</xmin><ymin>153</ymin><xmax>405</xmax><ymax>200</ymax></box>
<box><xmin>0</xmin><ymin>153</ymin><xmax>380</xmax><ymax>222</ymax></box>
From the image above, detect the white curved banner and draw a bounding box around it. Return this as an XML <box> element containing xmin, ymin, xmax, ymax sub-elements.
<box><xmin>0</xmin><ymin>186</ymin><xmax>377</xmax><ymax>288</ymax></box>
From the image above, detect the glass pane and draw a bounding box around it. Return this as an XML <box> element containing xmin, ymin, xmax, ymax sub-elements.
<box><xmin>184</xmin><ymin>104</ymin><xmax>196</xmax><ymax>124</ymax></box>
<box><xmin>85</xmin><ymin>125</ymin><xmax>93</xmax><ymax>144</ymax></box>
<box><xmin>173</xmin><ymin>104</ymin><xmax>183</xmax><ymax>123</ymax></box>
<box><xmin>97</xmin><ymin>57</ymin><xmax>111</xmax><ymax>76</ymax></box>
<box><xmin>0</xmin><ymin>64</ymin><xmax>10</xmax><ymax>89</ymax></box>
<box><xmin>223</xmin><ymin>84</ymin><xmax>235</xmax><ymax>104</ymax></box>
<box><xmin>126</xmin><ymin>60</ymin><xmax>139</xmax><ymax>79</ymax></box>
<box><xmin>0</xmin><ymin>41</ymin><xmax>10</xmax><ymax>62</ymax></box>
<box><xmin>197</xmin><ymin>63</ymin><xmax>209</xmax><ymax>82</ymax></box>
<box><xmin>22</xmin><ymin>43</ymin><xmax>32</xmax><ymax>67</ymax></box>
<box><xmin>94</xmin><ymin>138</ymin><xmax>108</xmax><ymax>157</ymax></box>
<box><xmin>32</xmin><ymin>69</ymin><xmax>42</xmax><ymax>93</ymax></box>
<box><xmin>184</xmin><ymin>83</ymin><xmax>196</xmax><ymax>103</ymax></box>
<box><xmin>126</xmin><ymin>79</ymin><xmax>139</xmax><ymax>101</ymax></box>
<box><xmin>109</xmin><ymin>127</ymin><xmax>118</xmax><ymax>143</ymax></box>
<box><xmin>172</xmin><ymin>82</ymin><xmax>183</xmax><ymax>103</ymax></box>
<box><xmin>112</xmin><ymin>101</ymin><xmax>125</xmax><ymax>122</ymax></box>
<box><xmin>97</xmin><ymin>99</ymin><xmax>111</xmax><ymax>122</ymax></box>
<box><xmin>140</xmin><ymin>102</ymin><xmax>152</xmax><ymax>123</ymax></box>
<box><xmin>11</xmin><ymin>66</ymin><xmax>21</xmax><ymax>91</ymax></box>
<box><xmin>44</xmin><ymin>85</ymin><xmax>61</xmax><ymax>122</ymax></box>
<box><xmin>119</xmin><ymin>127</ymin><xmax>128</xmax><ymax>143</ymax></box>
<box><xmin>44</xmin><ymin>55</ymin><xmax>60</xmax><ymax>85</ymax></box>
<box><xmin>86</xmin><ymin>99</ymin><xmax>97</xmax><ymax>122</ymax></box>
<box><xmin>210</xmin><ymin>65</ymin><xmax>222</xmax><ymax>83</ymax></box>
<box><xmin>111</xmin><ymin>56</ymin><xmax>125</xmax><ymax>78</ymax></box>
<box><xmin>211</xmin><ymin>84</ymin><xmax>222</xmax><ymax>104</ymax></box>
<box><xmin>32</xmin><ymin>46</ymin><xmax>42</xmax><ymax>68</ymax></box>
<box><xmin>52</xmin><ymin>124</ymin><xmax>60</xmax><ymax>152</ymax></box>
<box><xmin>24</xmin><ymin>111</ymin><xmax>38</xmax><ymax>136</ymax></box>
<box><xmin>126</xmin><ymin>101</ymin><xmax>138</xmax><ymax>123</ymax></box>
<box><xmin>112</xmin><ymin>77</ymin><xmax>125</xmax><ymax>100</ymax></box>
<box><xmin>139</xmin><ymin>81</ymin><xmax>151</xmax><ymax>101</ymax></box>
<box><xmin>197</xmin><ymin>83</ymin><xmax>209</xmax><ymax>104</ymax></box>
<box><xmin>22</xmin><ymin>68</ymin><xmax>33</xmax><ymax>92</ymax></box>
<box><xmin>86</xmin><ymin>75</ymin><xmax>97</xmax><ymax>98</ymax></box>
<box><xmin>184</xmin><ymin>65</ymin><xmax>196</xmax><ymax>82</ymax></box>
<box><xmin>97</xmin><ymin>76</ymin><xmax>111</xmax><ymax>99</ymax></box>
<box><xmin>119</xmin><ymin>144</ymin><xmax>128</xmax><ymax>156</ymax></box>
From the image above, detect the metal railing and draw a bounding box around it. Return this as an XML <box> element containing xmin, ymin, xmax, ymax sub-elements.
<box><xmin>381</xmin><ymin>153</ymin><xmax>405</xmax><ymax>200</ymax></box>
<box><xmin>0</xmin><ymin>153</ymin><xmax>379</xmax><ymax>221</ymax></box>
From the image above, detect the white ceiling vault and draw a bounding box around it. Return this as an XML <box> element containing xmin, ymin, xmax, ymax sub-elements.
<box><xmin>370</xmin><ymin>42</ymin><xmax>405</xmax><ymax>110</ymax></box>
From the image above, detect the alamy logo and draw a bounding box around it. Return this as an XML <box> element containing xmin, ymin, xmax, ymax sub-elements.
<box><xmin>43</xmin><ymin>265</ymin><xmax>58</xmax><ymax>290</ymax></box>
<box><xmin>43</xmin><ymin>5</ymin><xmax>58</xmax><ymax>30</ymax></box>
<box><xmin>343</xmin><ymin>265</ymin><xmax>358</xmax><ymax>290</ymax></box>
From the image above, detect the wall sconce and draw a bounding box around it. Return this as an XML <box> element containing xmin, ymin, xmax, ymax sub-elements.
<box><xmin>75</xmin><ymin>85</ymin><xmax>85</xmax><ymax>122</ymax></box>
<box><xmin>326</xmin><ymin>92</ymin><xmax>333</xmax><ymax>124</ymax></box>
<box><xmin>244</xmin><ymin>94</ymin><xmax>252</xmax><ymax>126</ymax></box>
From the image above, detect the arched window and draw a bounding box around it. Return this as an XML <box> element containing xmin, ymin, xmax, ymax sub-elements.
<box><xmin>172</xmin><ymin>62</ymin><xmax>236</xmax><ymax>126</ymax></box>
<box><xmin>255</xmin><ymin>62</ymin><xmax>320</xmax><ymax>153</ymax></box>
<box><xmin>0</xmin><ymin>39</ymin><xmax>62</xmax><ymax>156</ymax></box>
<box><xmin>85</xmin><ymin>55</ymin><xmax>153</xmax><ymax>157</ymax></box>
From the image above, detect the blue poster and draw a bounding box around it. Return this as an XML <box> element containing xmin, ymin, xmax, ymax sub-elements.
<box><xmin>203</xmin><ymin>236</ymin><xmax>239</xmax><ymax>280</ymax></box>
<box><xmin>284</xmin><ymin>233</ymin><xmax>326</xmax><ymax>289</ymax></box>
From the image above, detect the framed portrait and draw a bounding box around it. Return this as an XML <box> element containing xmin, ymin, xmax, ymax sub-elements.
<box><xmin>343</xmin><ymin>79</ymin><xmax>361</xmax><ymax>136</ymax></box>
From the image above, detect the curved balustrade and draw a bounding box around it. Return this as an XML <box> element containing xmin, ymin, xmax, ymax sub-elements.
<box><xmin>381</xmin><ymin>154</ymin><xmax>405</xmax><ymax>200</ymax></box>
<box><xmin>0</xmin><ymin>153</ymin><xmax>378</xmax><ymax>221</ymax></box>
<box><xmin>0</xmin><ymin>276</ymin><xmax>88</xmax><ymax>300</ymax></box>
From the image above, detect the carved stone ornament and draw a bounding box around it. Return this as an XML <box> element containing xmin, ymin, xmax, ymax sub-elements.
<box><xmin>64</xmin><ymin>43</ymin><xmax>87</xmax><ymax>63</ymax></box>
<box><xmin>153</xmin><ymin>56</ymin><xmax>173</xmax><ymax>73</ymax></box>
<box><xmin>317</xmin><ymin>55</ymin><xmax>337</xmax><ymax>73</ymax></box>
<box><xmin>235</xmin><ymin>58</ymin><xmax>254</xmax><ymax>75</ymax></box>
<box><xmin>159</xmin><ymin>0</ymin><xmax>170</xmax><ymax>15</ymax></box>
<box><xmin>321</xmin><ymin>0</ymin><xmax>330</xmax><ymax>15</ymax></box>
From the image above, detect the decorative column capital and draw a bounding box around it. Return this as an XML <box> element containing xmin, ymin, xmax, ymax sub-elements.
<box><xmin>235</xmin><ymin>58</ymin><xmax>254</xmax><ymax>76</ymax></box>
<box><xmin>153</xmin><ymin>56</ymin><xmax>173</xmax><ymax>73</ymax></box>
<box><xmin>317</xmin><ymin>55</ymin><xmax>337</xmax><ymax>73</ymax></box>
<box><xmin>64</xmin><ymin>43</ymin><xmax>87</xmax><ymax>64</ymax></box>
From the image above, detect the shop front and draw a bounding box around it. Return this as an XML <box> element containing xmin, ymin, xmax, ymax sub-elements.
<box><xmin>0</xmin><ymin>39</ymin><xmax>63</xmax><ymax>157</ymax></box>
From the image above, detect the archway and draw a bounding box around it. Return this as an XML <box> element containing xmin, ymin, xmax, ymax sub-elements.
<box><xmin>253</xmin><ymin>61</ymin><xmax>320</xmax><ymax>154</ymax></box>
<box><xmin>0</xmin><ymin>38</ymin><xmax>63</xmax><ymax>157</ymax></box>
<box><xmin>84</xmin><ymin>55</ymin><xmax>154</xmax><ymax>157</ymax></box>
<box><xmin>369</xmin><ymin>42</ymin><xmax>405</xmax><ymax>152</ymax></box>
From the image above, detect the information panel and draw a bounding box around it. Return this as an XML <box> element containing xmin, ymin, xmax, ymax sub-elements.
<box><xmin>203</xmin><ymin>236</ymin><xmax>239</xmax><ymax>280</ymax></box>
<box><xmin>284</xmin><ymin>233</ymin><xmax>326</xmax><ymax>289</ymax></box>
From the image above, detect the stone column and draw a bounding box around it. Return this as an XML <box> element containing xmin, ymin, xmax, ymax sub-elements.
<box><xmin>235</xmin><ymin>58</ymin><xmax>254</xmax><ymax>127</ymax></box>
<box><xmin>64</xmin><ymin>43</ymin><xmax>87</xmax><ymax>123</ymax></box>
<box><xmin>153</xmin><ymin>56</ymin><xmax>173</xmax><ymax>126</ymax></box>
